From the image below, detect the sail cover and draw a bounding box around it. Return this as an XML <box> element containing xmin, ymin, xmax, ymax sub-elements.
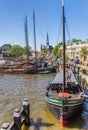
<box><xmin>51</xmin><ymin>69</ymin><xmax>77</xmax><ymax>84</ymax></box>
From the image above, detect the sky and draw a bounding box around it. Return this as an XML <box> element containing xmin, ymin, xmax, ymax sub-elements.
<box><xmin>0</xmin><ymin>0</ymin><xmax>88</xmax><ymax>51</ymax></box>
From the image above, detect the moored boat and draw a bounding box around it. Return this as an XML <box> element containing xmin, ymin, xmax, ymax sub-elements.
<box><xmin>45</xmin><ymin>0</ymin><xmax>84</xmax><ymax>126</ymax></box>
<box><xmin>45</xmin><ymin>69</ymin><xmax>84</xmax><ymax>125</ymax></box>
<box><xmin>36</xmin><ymin>66</ymin><xmax>53</xmax><ymax>74</ymax></box>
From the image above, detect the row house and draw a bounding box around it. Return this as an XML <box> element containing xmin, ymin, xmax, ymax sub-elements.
<box><xmin>66</xmin><ymin>41</ymin><xmax>88</xmax><ymax>63</ymax></box>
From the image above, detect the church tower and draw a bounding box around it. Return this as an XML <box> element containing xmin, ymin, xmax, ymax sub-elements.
<box><xmin>46</xmin><ymin>32</ymin><xmax>49</xmax><ymax>49</ymax></box>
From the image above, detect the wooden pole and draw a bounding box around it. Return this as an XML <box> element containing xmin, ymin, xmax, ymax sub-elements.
<box><xmin>33</xmin><ymin>10</ymin><xmax>37</xmax><ymax>67</ymax></box>
<box><xmin>1</xmin><ymin>123</ymin><xmax>10</xmax><ymax>130</ymax></box>
<box><xmin>23</xmin><ymin>98</ymin><xmax>30</xmax><ymax>125</ymax></box>
<box><xmin>24</xmin><ymin>15</ymin><xmax>29</xmax><ymax>63</ymax></box>
<box><xmin>62</xmin><ymin>0</ymin><xmax>66</xmax><ymax>92</ymax></box>
<box><xmin>14</xmin><ymin>109</ymin><xmax>21</xmax><ymax>130</ymax></box>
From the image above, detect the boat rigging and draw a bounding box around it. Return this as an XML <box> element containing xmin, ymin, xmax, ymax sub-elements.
<box><xmin>45</xmin><ymin>0</ymin><xmax>84</xmax><ymax>126</ymax></box>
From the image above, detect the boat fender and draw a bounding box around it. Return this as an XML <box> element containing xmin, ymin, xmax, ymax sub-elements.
<box><xmin>57</xmin><ymin>92</ymin><xmax>69</xmax><ymax>99</ymax></box>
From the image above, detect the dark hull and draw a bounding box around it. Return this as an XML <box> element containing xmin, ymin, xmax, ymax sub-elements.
<box><xmin>36</xmin><ymin>67</ymin><xmax>52</xmax><ymax>73</ymax></box>
<box><xmin>45</xmin><ymin>97</ymin><xmax>84</xmax><ymax>125</ymax></box>
<box><xmin>0</xmin><ymin>65</ymin><xmax>56</xmax><ymax>74</ymax></box>
<box><xmin>0</xmin><ymin>69</ymin><xmax>38</xmax><ymax>74</ymax></box>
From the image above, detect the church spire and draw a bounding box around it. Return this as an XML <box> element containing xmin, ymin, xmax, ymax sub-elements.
<box><xmin>46</xmin><ymin>32</ymin><xmax>49</xmax><ymax>46</ymax></box>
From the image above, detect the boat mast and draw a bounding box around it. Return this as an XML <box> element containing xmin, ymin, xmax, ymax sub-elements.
<box><xmin>62</xmin><ymin>0</ymin><xmax>66</xmax><ymax>92</ymax></box>
<box><xmin>24</xmin><ymin>15</ymin><xmax>29</xmax><ymax>63</ymax></box>
<box><xmin>33</xmin><ymin>10</ymin><xmax>37</xmax><ymax>63</ymax></box>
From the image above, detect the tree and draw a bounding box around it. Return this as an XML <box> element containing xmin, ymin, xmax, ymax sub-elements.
<box><xmin>9</xmin><ymin>45</ymin><xmax>32</xmax><ymax>57</ymax></box>
<box><xmin>79</xmin><ymin>47</ymin><xmax>88</xmax><ymax>61</ymax></box>
<box><xmin>58</xmin><ymin>42</ymin><xmax>62</xmax><ymax>47</ymax></box>
<box><xmin>66</xmin><ymin>55</ymin><xmax>69</xmax><ymax>63</ymax></box>
<box><xmin>23</xmin><ymin>46</ymin><xmax>32</xmax><ymax>55</ymax></box>
<box><xmin>71</xmin><ymin>38</ymin><xmax>82</xmax><ymax>42</ymax></box>
<box><xmin>56</xmin><ymin>48</ymin><xmax>62</xmax><ymax>58</ymax></box>
<box><xmin>52</xmin><ymin>42</ymin><xmax>62</xmax><ymax>58</ymax></box>
<box><xmin>9</xmin><ymin>45</ymin><xmax>24</xmax><ymax>57</ymax></box>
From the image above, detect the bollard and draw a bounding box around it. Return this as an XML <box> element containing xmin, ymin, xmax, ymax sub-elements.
<box><xmin>14</xmin><ymin>109</ymin><xmax>21</xmax><ymax>130</ymax></box>
<box><xmin>1</xmin><ymin>123</ymin><xmax>10</xmax><ymax>130</ymax></box>
<box><xmin>23</xmin><ymin>98</ymin><xmax>30</xmax><ymax>125</ymax></box>
<box><xmin>23</xmin><ymin>98</ymin><xmax>29</xmax><ymax>115</ymax></box>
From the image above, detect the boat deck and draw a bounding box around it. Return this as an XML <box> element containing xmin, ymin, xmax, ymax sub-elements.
<box><xmin>47</xmin><ymin>69</ymin><xmax>84</xmax><ymax>100</ymax></box>
<box><xmin>50</xmin><ymin>90</ymin><xmax>83</xmax><ymax>100</ymax></box>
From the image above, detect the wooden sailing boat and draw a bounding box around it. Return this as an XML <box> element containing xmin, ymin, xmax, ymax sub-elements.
<box><xmin>45</xmin><ymin>0</ymin><xmax>84</xmax><ymax>126</ymax></box>
<box><xmin>33</xmin><ymin>10</ymin><xmax>56</xmax><ymax>73</ymax></box>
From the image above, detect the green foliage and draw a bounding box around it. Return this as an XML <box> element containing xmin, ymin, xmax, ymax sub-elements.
<box><xmin>9</xmin><ymin>45</ymin><xmax>31</xmax><ymax>57</ymax></box>
<box><xmin>52</xmin><ymin>42</ymin><xmax>62</xmax><ymax>58</ymax></box>
<box><xmin>23</xmin><ymin>47</ymin><xmax>27</xmax><ymax>55</ymax></box>
<box><xmin>79</xmin><ymin>47</ymin><xmax>88</xmax><ymax>61</ymax></box>
<box><xmin>66</xmin><ymin>55</ymin><xmax>69</xmax><ymax>63</ymax></box>
<box><xmin>58</xmin><ymin>42</ymin><xmax>62</xmax><ymax>47</ymax></box>
<box><xmin>23</xmin><ymin>46</ymin><xmax>31</xmax><ymax>55</ymax></box>
<box><xmin>9</xmin><ymin>45</ymin><xmax>24</xmax><ymax>57</ymax></box>
<box><xmin>71</xmin><ymin>38</ymin><xmax>82</xmax><ymax>42</ymax></box>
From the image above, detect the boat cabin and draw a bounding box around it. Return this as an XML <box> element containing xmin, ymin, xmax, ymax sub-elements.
<box><xmin>47</xmin><ymin>70</ymin><xmax>82</xmax><ymax>99</ymax></box>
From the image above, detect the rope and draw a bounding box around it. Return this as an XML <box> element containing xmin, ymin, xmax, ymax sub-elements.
<box><xmin>36</xmin><ymin>16</ymin><xmax>46</xmax><ymax>42</ymax></box>
<box><xmin>56</xmin><ymin>19</ymin><xmax>62</xmax><ymax>44</ymax></box>
<box><xmin>65</xmin><ymin>20</ymin><xmax>71</xmax><ymax>43</ymax></box>
<box><xmin>56</xmin><ymin>18</ymin><xmax>71</xmax><ymax>45</ymax></box>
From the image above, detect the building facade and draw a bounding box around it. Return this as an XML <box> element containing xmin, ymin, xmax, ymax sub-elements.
<box><xmin>66</xmin><ymin>41</ymin><xmax>88</xmax><ymax>63</ymax></box>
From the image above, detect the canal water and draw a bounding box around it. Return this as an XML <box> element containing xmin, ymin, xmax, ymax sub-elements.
<box><xmin>0</xmin><ymin>73</ymin><xmax>88</xmax><ymax>130</ymax></box>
